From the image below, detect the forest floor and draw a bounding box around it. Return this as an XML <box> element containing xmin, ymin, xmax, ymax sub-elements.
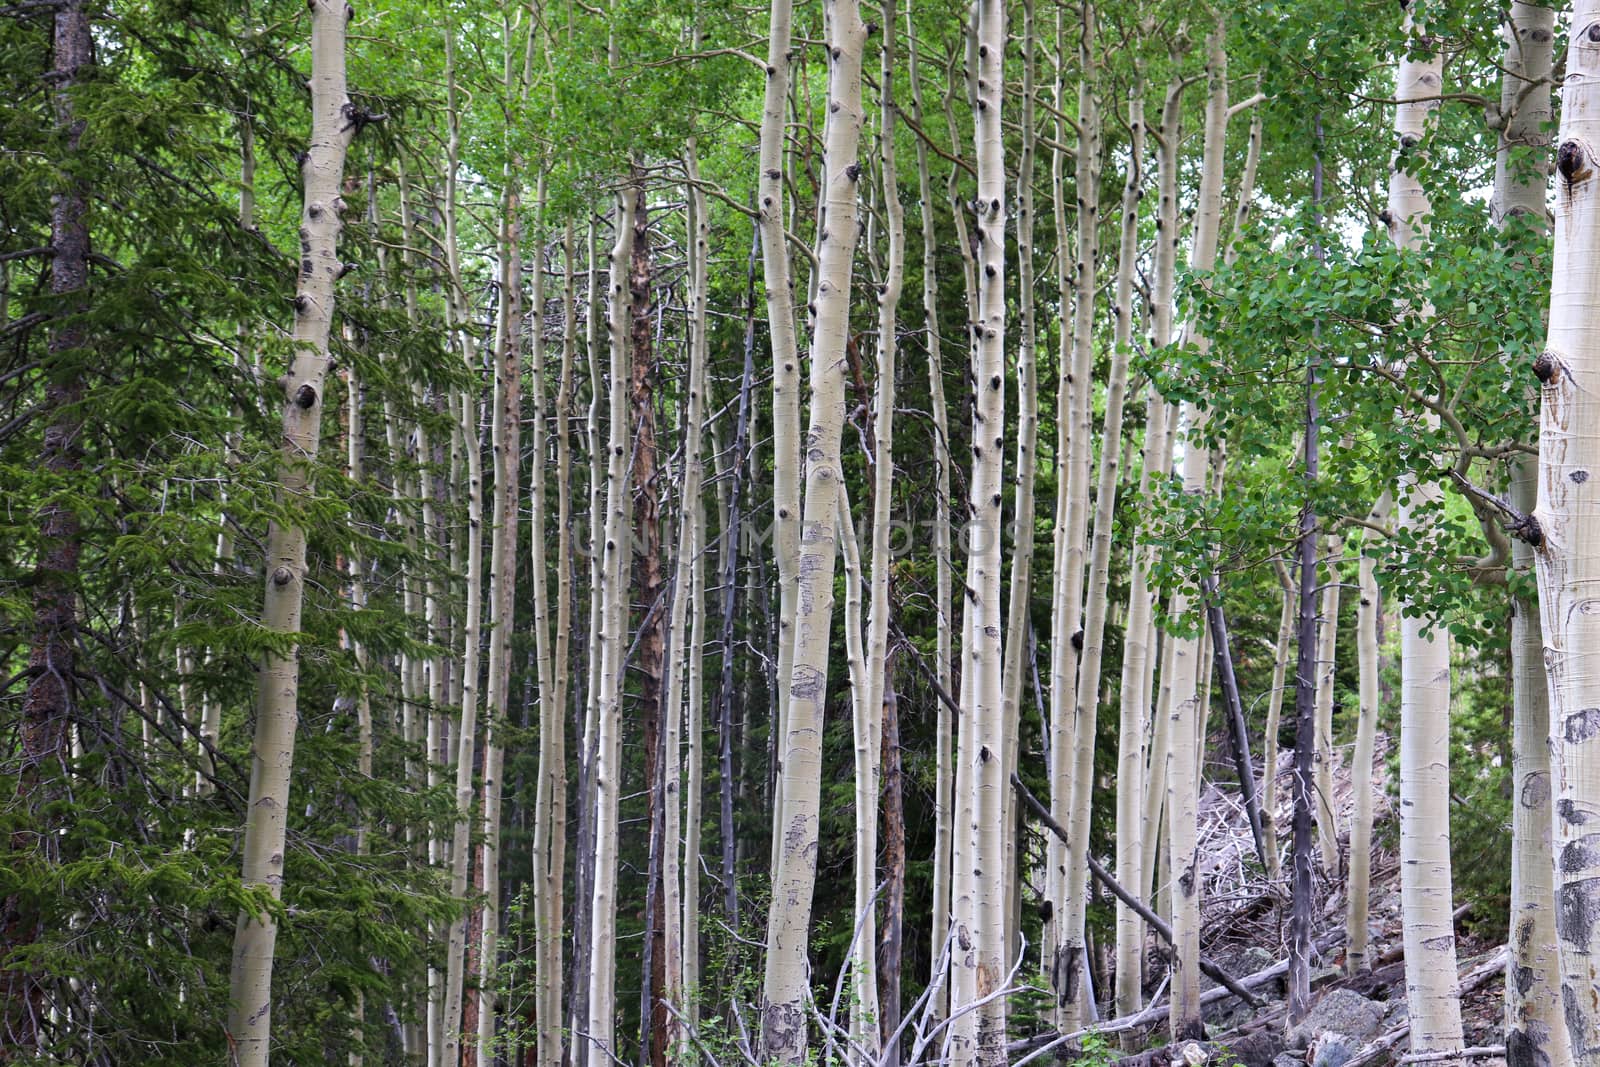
<box><xmin>1112</xmin><ymin>732</ymin><xmax>1508</xmax><ymax>1067</ymax></box>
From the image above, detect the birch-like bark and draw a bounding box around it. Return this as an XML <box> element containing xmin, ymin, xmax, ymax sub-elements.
<box><xmin>1260</xmin><ymin>566</ymin><xmax>1294</xmax><ymax>881</ymax></box>
<box><xmin>660</xmin><ymin>141</ymin><xmax>711</xmax><ymax>1059</ymax></box>
<box><xmin>1109</xmin><ymin>72</ymin><xmax>1149</xmax><ymax>1027</ymax></box>
<box><xmin>758</xmin><ymin>0</ymin><xmax>802</xmax><ymax>883</ymax></box>
<box><xmin>1531</xmin><ymin>0</ymin><xmax>1600</xmax><ymax>1061</ymax></box>
<box><xmin>957</xmin><ymin>0</ymin><xmax>1009</xmax><ymax>1058</ymax></box>
<box><xmin>1048</xmin><ymin>1</ymin><xmax>1098</xmax><ymax>1018</ymax></box>
<box><xmin>1314</xmin><ymin>534</ymin><xmax>1344</xmax><ymax>878</ymax></box>
<box><xmin>1387</xmin><ymin>8</ymin><xmax>1465</xmax><ymax>1058</ymax></box>
<box><xmin>848</xmin><ymin>6</ymin><xmax>907</xmax><ymax>1051</ymax></box>
<box><xmin>583</xmin><ymin>182</ymin><xmax>637</xmax><ymax>1067</ymax></box>
<box><xmin>439</xmin><ymin>20</ymin><xmax>489</xmax><ymax>1058</ymax></box>
<box><xmin>1346</xmin><ymin>498</ymin><xmax>1389</xmax><ymax>975</ymax></box>
<box><xmin>1164</xmin><ymin>18</ymin><xmax>1228</xmax><ymax>1040</ymax></box>
<box><xmin>532</xmin><ymin>213</ymin><xmax>575</xmax><ymax>1067</ymax></box>
<box><xmin>758</xmin><ymin>0</ymin><xmax>867</xmax><ymax>1057</ymax></box>
<box><xmin>998</xmin><ymin>0</ymin><xmax>1038</xmax><ymax>972</ymax></box>
<box><xmin>906</xmin><ymin>3</ymin><xmax>955</xmax><ymax>1007</ymax></box>
<box><xmin>1137</xmin><ymin>66</ymin><xmax>1188</xmax><ymax>913</ymax></box>
<box><xmin>226</xmin><ymin>6</ymin><xmax>358</xmax><ymax>1062</ymax></box>
<box><xmin>1488</xmin><ymin>4</ymin><xmax>1565</xmax><ymax>1062</ymax></box>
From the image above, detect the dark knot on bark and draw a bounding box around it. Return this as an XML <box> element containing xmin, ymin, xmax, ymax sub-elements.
<box><xmin>1559</xmin><ymin>140</ymin><xmax>1589</xmax><ymax>184</ymax></box>
<box><xmin>1534</xmin><ymin>351</ymin><xmax>1557</xmax><ymax>383</ymax></box>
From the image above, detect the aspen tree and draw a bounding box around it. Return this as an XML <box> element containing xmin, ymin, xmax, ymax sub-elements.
<box><xmin>570</xmin><ymin>214</ymin><xmax>604</xmax><ymax>1052</ymax></box>
<box><xmin>1259</xmin><ymin>567</ymin><xmax>1294</xmax><ymax>880</ymax></box>
<box><xmin>758</xmin><ymin>0</ymin><xmax>868</xmax><ymax>1057</ymax></box>
<box><xmin>847</xmin><ymin>2</ymin><xmax>907</xmax><ymax>1049</ymax></box>
<box><xmin>1137</xmin><ymin>63</ymin><xmax>1189</xmax><ymax>912</ymax></box>
<box><xmin>1489</xmin><ymin>5</ymin><xmax>1564</xmax><ymax>1062</ymax></box>
<box><xmin>959</xmin><ymin>0</ymin><xmax>1009</xmax><ymax>1057</ymax></box>
<box><xmin>440</xmin><ymin>17</ymin><xmax>490</xmax><ymax>1057</ymax></box>
<box><xmin>1313</xmin><ymin>535</ymin><xmax>1343</xmax><ymax>877</ymax></box>
<box><xmin>906</xmin><ymin>3</ymin><xmax>955</xmax><ymax>1006</ymax></box>
<box><xmin>1164</xmin><ymin>16</ymin><xmax>1229</xmax><ymax>1040</ymax></box>
<box><xmin>1346</xmin><ymin>499</ymin><xmax>1389</xmax><ymax>975</ymax></box>
<box><xmin>1109</xmin><ymin>71</ymin><xmax>1149</xmax><ymax>1027</ymax></box>
<box><xmin>757</xmin><ymin>0</ymin><xmax>801</xmax><ymax>874</ymax></box>
<box><xmin>1049</xmin><ymin>0</ymin><xmax>1099</xmax><ymax>1014</ymax></box>
<box><xmin>1386</xmin><ymin>5</ymin><xmax>1465</xmax><ymax>1057</ymax></box>
<box><xmin>682</xmin><ymin>490</ymin><xmax>707</xmax><ymax>1029</ymax></box>
<box><xmin>532</xmin><ymin>213</ymin><xmax>576</xmax><ymax>1067</ymax></box>
<box><xmin>1528</xmin><ymin>0</ymin><xmax>1600</xmax><ymax>1058</ymax></box>
<box><xmin>998</xmin><ymin>0</ymin><xmax>1038</xmax><ymax>971</ymax></box>
<box><xmin>660</xmin><ymin>140</ymin><xmax>711</xmax><ymax>1058</ymax></box>
<box><xmin>585</xmin><ymin>180</ymin><xmax>637</xmax><ymax>1067</ymax></box>
<box><xmin>226</xmin><ymin>4</ymin><xmax>362</xmax><ymax>1062</ymax></box>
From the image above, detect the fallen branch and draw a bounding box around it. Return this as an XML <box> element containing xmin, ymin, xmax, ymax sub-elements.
<box><xmin>1011</xmin><ymin>773</ymin><xmax>1264</xmax><ymax>1008</ymax></box>
<box><xmin>1342</xmin><ymin>949</ymin><xmax>1507</xmax><ymax>1067</ymax></box>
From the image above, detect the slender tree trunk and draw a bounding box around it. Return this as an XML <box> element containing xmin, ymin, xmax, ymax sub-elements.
<box><xmin>1488</xmin><ymin>5</ymin><xmax>1565</xmax><ymax>1063</ymax></box>
<box><xmin>440</xmin><ymin>20</ymin><xmax>489</xmax><ymax>1059</ymax></box>
<box><xmin>998</xmin><ymin>0</ymin><xmax>1038</xmax><ymax>975</ymax></box>
<box><xmin>585</xmin><ymin>182</ymin><xmax>638</xmax><ymax>1067</ymax></box>
<box><xmin>757</xmin><ymin>0</ymin><xmax>802</xmax><ymax>887</ymax></box>
<box><xmin>1382</xmin><ymin>10</ymin><xmax>1467</xmax><ymax>1058</ymax></box>
<box><xmin>226</xmin><ymin>6</ymin><xmax>358</xmax><ymax>1062</ymax></box>
<box><xmin>758</xmin><ymin>0</ymin><xmax>868</xmax><ymax>1058</ymax></box>
<box><xmin>1313</xmin><ymin>534</ymin><xmax>1344</xmax><ymax>878</ymax></box>
<box><xmin>956</xmin><ymin>0</ymin><xmax>1009</xmax><ymax>1058</ymax></box>
<box><xmin>659</xmin><ymin>139</ymin><xmax>711</xmax><ymax>1060</ymax></box>
<box><xmin>906</xmin><ymin>6</ymin><xmax>955</xmax><ymax>1009</ymax></box>
<box><xmin>1112</xmin><ymin>64</ymin><xmax>1156</xmax><ymax>1023</ymax></box>
<box><xmin>1048</xmin><ymin>0</ymin><xmax>1098</xmax><ymax>1023</ymax></box>
<box><xmin>532</xmin><ymin>211</ymin><xmax>574</xmax><ymax>1067</ymax></box>
<box><xmin>1136</xmin><ymin>66</ymin><xmax>1188</xmax><ymax>918</ymax></box>
<box><xmin>878</xmin><ymin>649</ymin><xmax>904</xmax><ymax>1066</ymax></box>
<box><xmin>1164</xmin><ymin>18</ymin><xmax>1229</xmax><ymax>1041</ymax></box>
<box><xmin>1260</xmin><ymin>567</ymin><xmax>1294</xmax><ymax>882</ymax></box>
<box><xmin>1068</xmin><ymin>49</ymin><xmax>1145</xmax><ymax>1036</ymax></box>
<box><xmin>1346</xmin><ymin>497</ymin><xmax>1389</xmax><ymax>975</ymax></box>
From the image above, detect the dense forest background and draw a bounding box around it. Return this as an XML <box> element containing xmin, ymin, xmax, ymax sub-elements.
<box><xmin>0</xmin><ymin>0</ymin><xmax>1589</xmax><ymax>1064</ymax></box>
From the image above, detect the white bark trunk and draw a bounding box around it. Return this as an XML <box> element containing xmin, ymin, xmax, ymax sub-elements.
<box><xmin>1533</xmin><ymin>4</ymin><xmax>1600</xmax><ymax>1064</ymax></box>
<box><xmin>1387</xmin><ymin>9</ymin><xmax>1464</xmax><ymax>1058</ymax></box>
<box><xmin>584</xmin><ymin>183</ymin><xmax>638</xmax><ymax>1067</ymax></box>
<box><xmin>1346</xmin><ymin>498</ymin><xmax>1388</xmax><ymax>975</ymax></box>
<box><xmin>759</xmin><ymin>0</ymin><xmax>868</xmax><ymax>1057</ymax></box>
<box><xmin>226</xmin><ymin>5</ymin><xmax>356</xmax><ymax>1061</ymax></box>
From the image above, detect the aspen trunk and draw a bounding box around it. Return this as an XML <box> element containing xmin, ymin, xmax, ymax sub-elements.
<box><xmin>1135</xmin><ymin>64</ymin><xmax>1187</xmax><ymax>913</ymax></box>
<box><xmin>849</xmin><ymin>9</ymin><xmax>907</xmax><ymax>1051</ymax></box>
<box><xmin>1164</xmin><ymin>18</ymin><xmax>1229</xmax><ymax>1041</ymax></box>
<box><xmin>1387</xmin><ymin>8</ymin><xmax>1465</xmax><ymax>1057</ymax></box>
<box><xmin>226</xmin><ymin>6</ymin><xmax>358</xmax><ymax>1062</ymax></box>
<box><xmin>659</xmin><ymin>141</ymin><xmax>711</xmax><ymax>1058</ymax></box>
<box><xmin>1260</xmin><ymin>568</ymin><xmax>1294</xmax><ymax>882</ymax></box>
<box><xmin>1049</xmin><ymin>0</ymin><xmax>1098</xmax><ymax>1020</ymax></box>
<box><xmin>758</xmin><ymin>0</ymin><xmax>802</xmax><ymax>885</ymax></box>
<box><xmin>1314</xmin><ymin>535</ymin><xmax>1344</xmax><ymax>878</ymax></box>
<box><xmin>1488</xmin><ymin>5</ymin><xmax>1564</xmax><ymax>1062</ymax></box>
<box><xmin>1069</xmin><ymin>66</ymin><xmax>1144</xmax><ymax>1035</ymax></box>
<box><xmin>531</xmin><ymin>213</ymin><xmax>575</xmax><ymax>1067</ymax></box>
<box><xmin>1109</xmin><ymin>73</ymin><xmax>1149</xmax><ymax>1028</ymax></box>
<box><xmin>757</xmin><ymin>0</ymin><xmax>868</xmax><ymax>1058</ymax></box>
<box><xmin>906</xmin><ymin>5</ymin><xmax>955</xmax><ymax>1005</ymax></box>
<box><xmin>584</xmin><ymin>180</ymin><xmax>638</xmax><ymax>1067</ymax></box>
<box><xmin>474</xmin><ymin>98</ymin><xmax>528</xmax><ymax>1056</ymax></box>
<box><xmin>998</xmin><ymin>0</ymin><xmax>1038</xmax><ymax>973</ymax></box>
<box><xmin>1346</xmin><ymin>498</ymin><xmax>1389</xmax><ymax>975</ymax></box>
<box><xmin>957</xmin><ymin>0</ymin><xmax>1009</xmax><ymax>1057</ymax></box>
<box><xmin>440</xmin><ymin>20</ymin><xmax>489</xmax><ymax>1058</ymax></box>
<box><xmin>1531</xmin><ymin>0</ymin><xmax>1600</xmax><ymax>1060</ymax></box>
